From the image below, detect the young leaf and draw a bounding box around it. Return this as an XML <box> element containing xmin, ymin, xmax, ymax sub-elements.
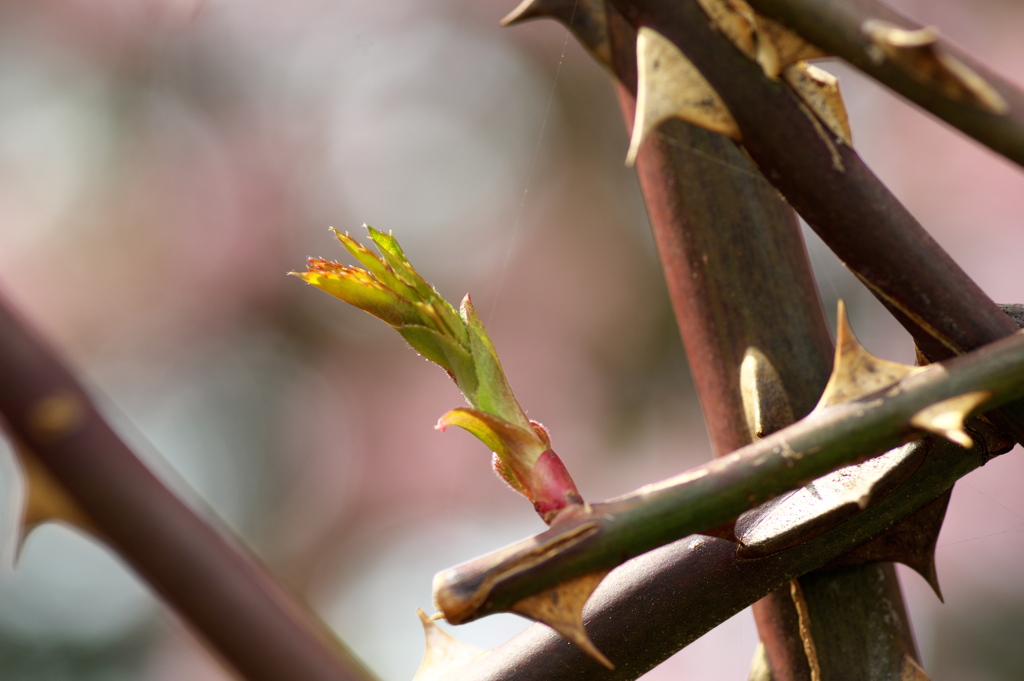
<box><xmin>460</xmin><ymin>296</ymin><xmax>531</xmax><ymax>429</ymax></box>
<box><xmin>296</xmin><ymin>264</ymin><xmax>422</xmax><ymax>329</ymax></box>
<box><xmin>295</xmin><ymin>227</ymin><xmax>584</xmax><ymax>523</ymax></box>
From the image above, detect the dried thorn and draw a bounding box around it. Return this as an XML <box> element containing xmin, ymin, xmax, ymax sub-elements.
<box><xmin>627</xmin><ymin>27</ymin><xmax>740</xmax><ymax>165</ymax></box>
<box><xmin>918</xmin><ymin>550</ymin><xmax>944</xmax><ymax>603</ymax></box>
<box><xmin>509</xmin><ymin>570</ymin><xmax>613</xmax><ymax>669</ymax></box>
<box><xmin>740</xmin><ymin>346</ymin><xmax>795</xmax><ymax>440</ymax></box>
<box><xmin>909</xmin><ymin>391</ymin><xmax>992</xmax><ymax>448</ymax></box>
<box><xmin>815</xmin><ymin>300</ymin><xmax>920</xmax><ymax>409</ymax></box>
<box><xmin>893</xmin><ymin>491</ymin><xmax>946</xmax><ymax>602</ymax></box>
<box><xmin>899</xmin><ymin>653</ymin><xmax>932</xmax><ymax>680</ymax></box>
<box><xmin>862</xmin><ymin>20</ymin><xmax>1008</xmax><ymax>115</ymax></box>
<box><xmin>695</xmin><ymin>0</ymin><xmax>759</xmax><ymax>62</ymax></box>
<box><xmin>753</xmin><ymin>14</ymin><xmax>826</xmax><ymax>78</ymax></box>
<box><xmin>501</xmin><ymin>0</ymin><xmax>612</xmax><ymax>68</ymax></box>
<box><xmin>823</xmin><ymin>490</ymin><xmax>948</xmax><ymax>601</ymax></box>
<box><xmin>736</xmin><ymin>443</ymin><xmax>921</xmax><ymax>556</ymax></box>
<box><xmin>11</xmin><ymin>442</ymin><xmax>95</xmax><ymax>564</ymax></box>
<box><xmin>695</xmin><ymin>0</ymin><xmax>825</xmax><ymax>79</ymax></box>
<box><xmin>413</xmin><ymin>608</ymin><xmax>487</xmax><ymax>681</ymax></box>
<box><xmin>501</xmin><ymin>0</ymin><xmax>562</xmax><ymax>26</ymax></box>
<box><xmin>783</xmin><ymin>62</ymin><xmax>852</xmax><ymax>146</ymax></box>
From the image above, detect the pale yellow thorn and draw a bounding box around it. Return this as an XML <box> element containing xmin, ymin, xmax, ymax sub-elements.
<box><xmin>694</xmin><ymin>0</ymin><xmax>759</xmax><ymax>62</ymax></box>
<box><xmin>740</xmin><ymin>346</ymin><xmax>795</xmax><ymax>440</ymax></box>
<box><xmin>754</xmin><ymin>14</ymin><xmax>826</xmax><ymax>78</ymax></box>
<box><xmin>862</xmin><ymin>20</ymin><xmax>1008</xmax><ymax>115</ymax></box>
<box><xmin>694</xmin><ymin>0</ymin><xmax>825</xmax><ymax>79</ymax></box>
<box><xmin>627</xmin><ymin>27</ymin><xmax>740</xmax><ymax>166</ymax></box>
<box><xmin>413</xmin><ymin>608</ymin><xmax>487</xmax><ymax>681</ymax></box>
<box><xmin>747</xmin><ymin>642</ymin><xmax>772</xmax><ymax>681</ymax></box>
<box><xmin>783</xmin><ymin>62</ymin><xmax>852</xmax><ymax>146</ymax></box>
<box><xmin>510</xmin><ymin>570</ymin><xmax>613</xmax><ymax>669</ymax></box>
<box><xmin>909</xmin><ymin>391</ymin><xmax>992</xmax><ymax>448</ymax></box>
<box><xmin>500</xmin><ymin>0</ymin><xmax>544</xmax><ymax>26</ymax></box>
<box><xmin>816</xmin><ymin>300</ymin><xmax>921</xmax><ymax>409</ymax></box>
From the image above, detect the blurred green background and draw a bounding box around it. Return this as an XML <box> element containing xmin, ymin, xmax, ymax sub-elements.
<box><xmin>0</xmin><ymin>0</ymin><xmax>1022</xmax><ymax>679</ymax></box>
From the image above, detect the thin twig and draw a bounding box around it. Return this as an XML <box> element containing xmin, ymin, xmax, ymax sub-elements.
<box><xmin>441</xmin><ymin>431</ymin><xmax>1005</xmax><ymax>680</ymax></box>
<box><xmin>435</xmin><ymin>327</ymin><xmax>1024</xmax><ymax>623</ymax></box>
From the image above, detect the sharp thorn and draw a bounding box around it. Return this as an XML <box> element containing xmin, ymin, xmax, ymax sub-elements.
<box><xmin>816</xmin><ymin>300</ymin><xmax>919</xmax><ymax>408</ymax></box>
<box><xmin>628</xmin><ymin>27</ymin><xmax>740</xmax><ymax>166</ymax></box>
<box><xmin>413</xmin><ymin>608</ymin><xmax>486</xmax><ymax>681</ymax></box>
<box><xmin>501</xmin><ymin>0</ymin><xmax>549</xmax><ymax>26</ymax></box>
<box><xmin>509</xmin><ymin>570</ymin><xmax>613</xmax><ymax>669</ymax></box>
<box><xmin>910</xmin><ymin>391</ymin><xmax>992</xmax><ymax>449</ymax></box>
<box><xmin>740</xmin><ymin>346</ymin><xmax>795</xmax><ymax>440</ymax></box>
<box><xmin>783</xmin><ymin>62</ymin><xmax>852</xmax><ymax>146</ymax></box>
<box><xmin>9</xmin><ymin>442</ymin><xmax>95</xmax><ymax>566</ymax></box>
<box><xmin>862</xmin><ymin>20</ymin><xmax>1007</xmax><ymax>114</ymax></box>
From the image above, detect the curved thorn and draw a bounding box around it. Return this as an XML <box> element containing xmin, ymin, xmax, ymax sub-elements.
<box><xmin>509</xmin><ymin>570</ymin><xmax>613</xmax><ymax>669</ymax></box>
<box><xmin>413</xmin><ymin>608</ymin><xmax>486</xmax><ymax>681</ymax></box>
<box><xmin>11</xmin><ymin>442</ymin><xmax>95</xmax><ymax>564</ymax></box>
<box><xmin>740</xmin><ymin>346</ymin><xmax>795</xmax><ymax>440</ymax></box>
<box><xmin>816</xmin><ymin>300</ymin><xmax>920</xmax><ymax>408</ymax></box>
<box><xmin>501</xmin><ymin>0</ymin><xmax>612</xmax><ymax>68</ymax></box>
<box><xmin>501</xmin><ymin>0</ymin><xmax>554</xmax><ymax>26</ymax></box>
<box><xmin>628</xmin><ymin>27</ymin><xmax>740</xmax><ymax>166</ymax></box>
<box><xmin>910</xmin><ymin>391</ymin><xmax>992</xmax><ymax>448</ymax></box>
<box><xmin>783</xmin><ymin>62</ymin><xmax>852</xmax><ymax>146</ymax></box>
<box><xmin>862</xmin><ymin>20</ymin><xmax>1008</xmax><ymax>115</ymax></box>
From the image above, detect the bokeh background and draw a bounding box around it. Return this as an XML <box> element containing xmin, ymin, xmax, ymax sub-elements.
<box><xmin>0</xmin><ymin>0</ymin><xmax>1022</xmax><ymax>679</ymax></box>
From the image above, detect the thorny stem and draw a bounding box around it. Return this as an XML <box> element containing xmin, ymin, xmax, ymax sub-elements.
<box><xmin>509</xmin><ymin>2</ymin><xmax>952</xmax><ymax>676</ymax></box>
<box><xmin>0</xmin><ymin>296</ymin><xmax>377</xmax><ymax>681</ymax></box>
<box><xmin>435</xmin><ymin>328</ymin><xmax>1024</xmax><ymax>623</ymax></box>
<box><xmin>618</xmin><ymin>90</ymin><xmax>914</xmax><ymax>681</ymax></box>
<box><xmin>744</xmin><ymin>0</ymin><xmax>1024</xmax><ymax>169</ymax></box>
<box><xmin>612</xmin><ymin>0</ymin><xmax>1024</xmax><ymax>446</ymax></box>
<box><xmin>441</xmin><ymin>432</ymin><xmax>1006</xmax><ymax>680</ymax></box>
<box><xmin>597</xmin><ymin>0</ymin><xmax>922</xmax><ymax>665</ymax></box>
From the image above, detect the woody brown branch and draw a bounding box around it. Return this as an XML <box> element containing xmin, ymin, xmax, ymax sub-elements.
<box><xmin>611</xmin><ymin>0</ymin><xmax>1024</xmax><ymax>447</ymax></box>
<box><xmin>743</xmin><ymin>0</ymin><xmax>1024</xmax><ymax>168</ymax></box>
<box><xmin>440</xmin><ymin>428</ymin><xmax>1008</xmax><ymax>680</ymax></box>
<box><xmin>0</xmin><ymin>296</ymin><xmax>376</xmax><ymax>681</ymax></box>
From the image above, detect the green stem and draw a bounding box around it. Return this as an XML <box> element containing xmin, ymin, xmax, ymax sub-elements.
<box><xmin>441</xmin><ymin>432</ymin><xmax>1004</xmax><ymax>680</ymax></box>
<box><xmin>435</xmin><ymin>328</ymin><xmax>1024</xmax><ymax>623</ymax></box>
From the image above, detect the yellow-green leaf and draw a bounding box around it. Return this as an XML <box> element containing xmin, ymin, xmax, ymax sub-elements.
<box><xmin>366</xmin><ymin>226</ymin><xmax>434</xmax><ymax>299</ymax></box>
<box><xmin>437</xmin><ymin>407</ymin><xmax>545</xmax><ymax>472</ymax></box>
<box><xmin>460</xmin><ymin>296</ymin><xmax>529</xmax><ymax>429</ymax></box>
<box><xmin>334</xmin><ymin>229</ymin><xmax>420</xmax><ymax>302</ymax></box>
<box><xmin>398</xmin><ymin>325</ymin><xmax>477</xmax><ymax>394</ymax></box>
<box><xmin>296</xmin><ymin>268</ymin><xmax>421</xmax><ymax>328</ymax></box>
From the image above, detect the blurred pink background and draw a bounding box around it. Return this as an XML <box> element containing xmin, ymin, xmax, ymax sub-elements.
<box><xmin>0</xmin><ymin>0</ymin><xmax>1021</xmax><ymax>679</ymax></box>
